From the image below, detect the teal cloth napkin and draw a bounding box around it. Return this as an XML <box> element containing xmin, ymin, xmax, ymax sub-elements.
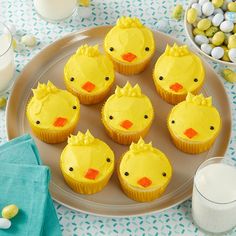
<box><xmin>0</xmin><ymin>135</ymin><xmax>61</xmax><ymax>236</ymax></box>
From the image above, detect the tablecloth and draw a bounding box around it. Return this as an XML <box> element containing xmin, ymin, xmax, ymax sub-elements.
<box><xmin>0</xmin><ymin>0</ymin><xmax>236</xmax><ymax>235</ymax></box>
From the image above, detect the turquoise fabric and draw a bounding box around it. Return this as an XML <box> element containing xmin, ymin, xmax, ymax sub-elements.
<box><xmin>0</xmin><ymin>135</ymin><xmax>61</xmax><ymax>236</ymax></box>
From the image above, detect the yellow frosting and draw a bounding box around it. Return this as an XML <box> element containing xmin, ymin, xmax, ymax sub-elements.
<box><xmin>102</xmin><ymin>82</ymin><xmax>154</xmax><ymax>132</ymax></box>
<box><xmin>64</xmin><ymin>44</ymin><xmax>115</xmax><ymax>95</ymax></box>
<box><xmin>119</xmin><ymin>138</ymin><xmax>172</xmax><ymax>189</ymax></box>
<box><xmin>104</xmin><ymin>16</ymin><xmax>155</xmax><ymax>63</ymax></box>
<box><xmin>154</xmin><ymin>44</ymin><xmax>205</xmax><ymax>94</ymax></box>
<box><xmin>168</xmin><ymin>93</ymin><xmax>221</xmax><ymax>142</ymax></box>
<box><xmin>60</xmin><ymin>130</ymin><xmax>114</xmax><ymax>183</ymax></box>
<box><xmin>27</xmin><ymin>81</ymin><xmax>80</xmax><ymax>130</ymax></box>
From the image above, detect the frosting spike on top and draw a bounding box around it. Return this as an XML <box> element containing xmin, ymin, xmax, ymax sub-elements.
<box><xmin>116</xmin><ymin>16</ymin><xmax>143</xmax><ymax>28</ymax></box>
<box><xmin>32</xmin><ymin>81</ymin><xmax>59</xmax><ymax>100</ymax></box>
<box><xmin>164</xmin><ymin>43</ymin><xmax>190</xmax><ymax>57</ymax></box>
<box><xmin>130</xmin><ymin>137</ymin><xmax>153</xmax><ymax>153</ymax></box>
<box><xmin>186</xmin><ymin>93</ymin><xmax>212</xmax><ymax>107</ymax></box>
<box><xmin>115</xmin><ymin>82</ymin><xmax>142</xmax><ymax>97</ymax></box>
<box><xmin>68</xmin><ymin>130</ymin><xmax>95</xmax><ymax>146</ymax></box>
<box><xmin>76</xmin><ymin>44</ymin><xmax>100</xmax><ymax>57</ymax></box>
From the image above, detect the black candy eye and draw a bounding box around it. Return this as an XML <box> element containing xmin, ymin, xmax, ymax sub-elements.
<box><xmin>72</xmin><ymin>106</ymin><xmax>77</xmax><ymax>109</ymax></box>
<box><xmin>144</xmin><ymin>115</ymin><xmax>148</xmax><ymax>119</ymax></box>
<box><xmin>145</xmin><ymin>47</ymin><xmax>150</xmax><ymax>51</ymax></box>
<box><xmin>36</xmin><ymin>121</ymin><xmax>40</xmax><ymax>124</ymax></box>
<box><xmin>171</xmin><ymin>120</ymin><xmax>175</xmax><ymax>124</ymax></box>
<box><xmin>109</xmin><ymin>47</ymin><xmax>114</xmax><ymax>52</ymax></box>
<box><xmin>105</xmin><ymin>76</ymin><xmax>109</xmax><ymax>81</ymax></box>
<box><xmin>109</xmin><ymin>115</ymin><xmax>113</xmax><ymax>120</ymax></box>
<box><xmin>159</xmin><ymin>76</ymin><xmax>163</xmax><ymax>80</ymax></box>
<box><xmin>70</xmin><ymin>77</ymin><xmax>74</xmax><ymax>82</ymax></box>
<box><xmin>194</xmin><ymin>78</ymin><xmax>198</xmax><ymax>82</ymax></box>
<box><xmin>106</xmin><ymin>158</ymin><xmax>111</xmax><ymax>163</ymax></box>
<box><xmin>69</xmin><ymin>167</ymin><xmax>73</xmax><ymax>171</ymax></box>
<box><xmin>162</xmin><ymin>172</ymin><xmax>167</xmax><ymax>177</ymax></box>
<box><xmin>124</xmin><ymin>172</ymin><xmax>129</xmax><ymax>176</ymax></box>
<box><xmin>210</xmin><ymin>126</ymin><xmax>214</xmax><ymax>130</ymax></box>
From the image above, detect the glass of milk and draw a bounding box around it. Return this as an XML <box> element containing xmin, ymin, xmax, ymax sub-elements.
<box><xmin>34</xmin><ymin>0</ymin><xmax>77</xmax><ymax>22</ymax></box>
<box><xmin>0</xmin><ymin>22</ymin><xmax>15</xmax><ymax>95</ymax></box>
<box><xmin>192</xmin><ymin>157</ymin><xmax>236</xmax><ymax>234</ymax></box>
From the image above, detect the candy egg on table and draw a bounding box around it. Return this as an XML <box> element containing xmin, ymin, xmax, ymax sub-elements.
<box><xmin>194</xmin><ymin>34</ymin><xmax>209</xmax><ymax>45</ymax></box>
<box><xmin>197</xmin><ymin>18</ymin><xmax>211</xmax><ymax>31</ymax></box>
<box><xmin>187</xmin><ymin>8</ymin><xmax>198</xmax><ymax>24</ymax></box>
<box><xmin>220</xmin><ymin>20</ymin><xmax>234</xmax><ymax>32</ymax></box>
<box><xmin>228</xmin><ymin>48</ymin><xmax>236</xmax><ymax>62</ymax></box>
<box><xmin>211</xmin><ymin>46</ymin><xmax>224</xmax><ymax>59</ymax></box>
<box><xmin>212</xmin><ymin>13</ymin><xmax>224</xmax><ymax>26</ymax></box>
<box><xmin>172</xmin><ymin>4</ymin><xmax>183</xmax><ymax>20</ymax></box>
<box><xmin>0</xmin><ymin>218</ymin><xmax>11</xmax><ymax>229</ymax></box>
<box><xmin>202</xmin><ymin>2</ymin><xmax>214</xmax><ymax>16</ymax></box>
<box><xmin>228</xmin><ymin>2</ymin><xmax>236</xmax><ymax>12</ymax></box>
<box><xmin>192</xmin><ymin>3</ymin><xmax>202</xmax><ymax>16</ymax></box>
<box><xmin>2</xmin><ymin>205</ymin><xmax>19</xmax><ymax>219</ymax></box>
<box><xmin>200</xmin><ymin>43</ymin><xmax>213</xmax><ymax>54</ymax></box>
<box><xmin>212</xmin><ymin>31</ymin><xmax>225</xmax><ymax>45</ymax></box>
<box><xmin>212</xmin><ymin>0</ymin><xmax>223</xmax><ymax>8</ymax></box>
<box><xmin>222</xmin><ymin>69</ymin><xmax>236</xmax><ymax>82</ymax></box>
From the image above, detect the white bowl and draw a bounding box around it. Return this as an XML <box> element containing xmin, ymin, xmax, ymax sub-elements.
<box><xmin>184</xmin><ymin>1</ymin><xmax>236</xmax><ymax>67</ymax></box>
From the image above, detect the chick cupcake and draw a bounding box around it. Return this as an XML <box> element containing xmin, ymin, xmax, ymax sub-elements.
<box><xmin>118</xmin><ymin>138</ymin><xmax>172</xmax><ymax>202</ymax></box>
<box><xmin>102</xmin><ymin>82</ymin><xmax>154</xmax><ymax>145</ymax></box>
<box><xmin>60</xmin><ymin>130</ymin><xmax>115</xmax><ymax>194</ymax></box>
<box><xmin>167</xmin><ymin>93</ymin><xmax>221</xmax><ymax>154</ymax></box>
<box><xmin>104</xmin><ymin>16</ymin><xmax>155</xmax><ymax>75</ymax></box>
<box><xmin>26</xmin><ymin>81</ymin><xmax>80</xmax><ymax>143</ymax></box>
<box><xmin>153</xmin><ymin>44</ymin><xmax>205</xmax><ymax>104</ymax></box>
<box><xmin>64</xmin><ymin>44</ymin><xmax>115</xmax><ymax>104</ymax></box>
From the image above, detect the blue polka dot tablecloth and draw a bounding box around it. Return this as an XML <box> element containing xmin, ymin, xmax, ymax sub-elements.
<box><xmin>0</xmin><ymin>0</ymin><xmax>236</xmax><ymax>235</ymax></box>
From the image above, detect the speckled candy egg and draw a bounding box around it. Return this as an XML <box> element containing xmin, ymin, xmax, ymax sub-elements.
<box><xmin>228</xmin><ymin>48</ymin><xmax>236</xmax><ymax>62</ymax></box>
<box><xmin>202</xmin><ymin>2</ymin><xmax>214</xmax><ymax>16</ymax></box>
<box><xmin>225</xmin><ymin>11</ymin><xmax>236</xmax><ymax>23</ymax></box>
<box><xmin>211</xmin><ymin>46</ymin><xmax>224</xmax><ymax>59</ymax></box>
<box><xmin>194</xmin><ymin>35</ymin><xmax>209</xmax><ymax>45</ymax></box>
<box><xmin>220</xmin><ymin>20</ymin><xmax>234</xmax><ymax>32</ymax></box>
<box><xmin>200</xmin><ymin>43</ymin><xmax>213</xmax><ymax>54</ymax></box>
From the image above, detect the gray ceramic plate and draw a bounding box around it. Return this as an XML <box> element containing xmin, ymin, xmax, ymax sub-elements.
<box><xmin>6</xmin><ymin>26</ymin><xmax>231</xmax><ymax>217</ymax></box>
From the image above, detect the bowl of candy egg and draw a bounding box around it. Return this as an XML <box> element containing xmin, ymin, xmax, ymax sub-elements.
<box><xmin>184</xmin><ymin>0</ymin><xmax>236</xmax><ymax>67</ymax></box>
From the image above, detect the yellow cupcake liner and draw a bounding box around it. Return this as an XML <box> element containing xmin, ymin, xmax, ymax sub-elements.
<box><xmin>64</xmin><ymin>78</ymin><xmax>114</xmax><ymax>105</ymax></box>
<box><xmin>117</xmin><ymin>157</ymin><xmax>170</xmax><ymax>202</ymax></box>
<box><xmin>61</xmin><ymin>167</ymin><xmax>114</xmax><ymax>194</ymax></box>
<box><xmin>153</xmin><ymin>72</ymin><xmax>204</xmax><ymax>105</ymax></box>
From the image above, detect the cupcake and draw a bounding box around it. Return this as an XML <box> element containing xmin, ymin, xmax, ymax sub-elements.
<box><xmin>60</xmin><ymin>130</ymin><xmax>115</xmax><ymax>194</ymax></box>
<box><xmin>118</xmin><ymin>138</ymin><xmax>172</xmax><ymax>202</ymax></box>
<box><xmin>64</xmin><ymin>44</ymin><xmax>115</xmax><ymax>105</ymax></box>
<box><xmin>104</xmin><ymin>16</ymin><xmax>155</xmax><ymax>75</ymax></box>
<box><xmin>102</xmin><ymin>82</ymin><xmax>154</xmax><ymax>145</ymax></box>
<box><xmin>167</xmin><ymin>93</ymin><xmax>221</xmax><ymax>154</ymax></box>
<box><xmin>26</xmin><ymin>81</ymin><xmax>80</xmax><ymax>144</ymax></box>
<box><xmin>153</xmin><ymin>44</ymin><xmax>205</xmax><ymax>105</ymax></box>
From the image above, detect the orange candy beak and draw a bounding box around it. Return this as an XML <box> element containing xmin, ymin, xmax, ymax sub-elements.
<box><xmin>184</xmin><ymin>128</ymin><xmax>198</xmax><ymax>139</ymax></box>
<box><xmin>85</xmin><ymin>168</ymin><xmax>99</xmax><ymax>180</ymax></box>
<box><xmin>120</xmin><ymin>120</ymin><xmax>133</xmax><ymax>129</ymax></box>
<box><xmin>53</xmin><ymin>117</ymin><xmax>67</xmax><ymax>127</ymax></box>
<box><xmin>138</xmin><ymin>177</ymin><xmax>152</xmax><ymax>188</ymax></box>
<box><xmin>122</xmin><ymin>52</ymin><xmax>137</xmax><ymax>62</ymax></box>
<box><xmin>82</xmin><ymin>81</ymin><xmax>96</xmax><ymax>92</ymax></box>
<box><xmin>169</xmin><ymin>83</ymin><xmax>183</xmax><ymax>92</ymax></box>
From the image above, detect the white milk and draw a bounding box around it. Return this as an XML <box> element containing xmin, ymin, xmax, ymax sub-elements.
<box><xmin>192</xmin><ymin>163</ymin><xmax>236</xmax><ymax>233</ymax></box>
<box><xmin>34</xmin><ymin>0</ymin><xmax>77</xmax><ymax>21</ymax></box>
<box><xmin>0</xmin><ymin>35</ymin><xmax>15</xmax><ymax>93</ymax></box>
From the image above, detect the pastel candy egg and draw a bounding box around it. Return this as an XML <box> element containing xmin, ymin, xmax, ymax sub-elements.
<box><xmin>187</xmin><ymin>8</ymin><xmax>198</xmax><ymax>24</ymax></box>
<box><xmin>202</xmin><ymin>2</ymin><xmax>214</xmax><ymax>16</ymax></box>
<box><xmin>199</xmin><ymin>0</ymin><xmax>209</xmax><ymax>5</ymax></box>
<box><xmin>220</xmin><ymin>20</ymin><xmax>234</xmax><ymax>32</ymax></box>
<box><xmin>212</xmin><ymin>13</ymin><xmax>224</xmax><ymax>26</ymax></box>
<box><xmin>195</xmin><ymin>34</ymin><xmax>209</xmax><ymax>45</ymax></box>
<box><xmin>192</xmin><ymin>27</ymin><xmax>205</xmax><ymax>35</ymax></box>
<box><xmin>214</xmin><ymin>8</ymin><xmax>224</xmax><ymax>15</ymax></box>
<box><xmin>225</xmin><ymin>12</ymin><xmax>236</xmax><ymax>23</ymax></box>
<box><xmin>222</xmin><ymin>69</ymin><xmax>236</xmax><ymax>82</ymax></box>
<box><xmin>212</xmin><ymin>31</ymin><xmax>225</xmax><ymax>45</ymax></box>
<box><xmin>228</xmin><ymin>2</ymin><xmax>236</xmax><ymax>12</ymax></box>
<box><xmin>21</xmin><ymin>35</ymin><xmax>37</xmax><ymax>47</ymax></box>
<box><xmin>228</xmin><ymin>48</ymin><xmax>236</xmax><ymax>62</ymax></box>
<box><xmin>212</xmin><ymin>0</ymin><xmax>223</xmax><ymax>8</ymax></box>
<box><xmin>172</xmin><ymin>4</ymin><xmax>183</xmax><ymax>20</ymax></box>
<box><xmin>200</xmin><ymin>43</ymin><xmax>213</xmax><ymax>54</ymax></box>
<box><xmin>205</xmin><ymin>26</ymin><xmax>219</xmax><ymax>37</ymax></box>
<box><xmin>2</xmin><ymin>205</ymin><xmax>19</xmax><ymax>219</ymax></box>
<box><xmin>211</xmin><ymin>46</ymin><xmax>224</xmax><ymax>59</ymax></box>
<box><xmin>0</xmin><ymin>97</ymin><xmax>7</xmax><ymax>109</ymax></box>
<box><xmin>197</xmin><ymin>18</ymin><xmax>211</xmax><ymax>30</ymax></box>
<box><xmin>192</xmin><ymin>3</ymin><xmax>202</xmax><ymax>16</ymax></box>
<box><xmin>0</xmin><ymin>218</ymin><xmax>11</xmax><ymax>229</ymax></box>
